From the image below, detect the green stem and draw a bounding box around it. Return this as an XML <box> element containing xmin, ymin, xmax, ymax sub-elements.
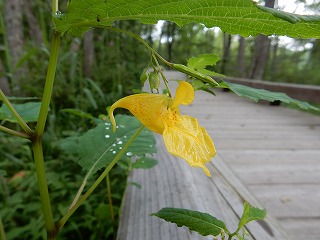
<box><xmin>106</xmin><ymin>174</ymin><xmax>116</xmax><ymax>237</ymax></box>
<box><xmin>0</xmin><ymin>125</ymin><xmax>30</xmax><ymax>139</ymax></box>
<box><xmin>31</xmin><ymin>27</ymin><xmax>60</xmax><ymax>239</ymax></box>
<box><xmin>106</xmin><ymin>27</ymin><xmax>173</xmax><ymax>68</ymax></box>
<box><xmin>0</xmin><ymin>89</ymin><xmax>33</xmax><ymax>136</ymax></box>
<box><xmin>58</xmin><ymin>125</ymin><xmax>145</xmax><ymax>230</ymax></box>
<box><xmin>106</xmin><ymin>27</ymin><xmax>173</xmax><ymax>97</ymax></box>
<box><xmin>32</xmin><ymin>139</ymin><xmax>55</xmax><ymax>238</ymax></box>
<box><xmin>35</xmin><ymin>32</ymin><xmax>60</xmax><ymax>135</ymax></box>
<box><xmin>0</xmin><ymin>214</ymin><xmax>7</xmax><ymax>240</ymax></box>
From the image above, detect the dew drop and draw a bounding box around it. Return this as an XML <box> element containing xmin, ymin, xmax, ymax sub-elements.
<box><xmin>105</xmin><ymin>127</ymin><xmax>110</xmax><ymax>130</ymax></box>
<box><xmin>117</xmin><ymin>140</ymin><xmax>123</xmax><ymax>144</ymax></box>
<box><xmin>124</xmin><ymin>135</ymin><xmax>127</xmax><ymax>139</ymax></box>
<box><xmin>105</xmin><ymin>135</ymin><xmax>110</xmax><ymax>138</ymax></box>
<box><xmin>119</xmin><ymin>147</ymin><xmax>123</xmax><ymax>150</ymax></box>
<box><xmin>112</xmin><ymin>151</ymin><xmax>116</xmax><ymax>154</ymax></box>
<box><xmin>112</xmin><ymin>143</ymin><xmax>116</xmax><ymax>147</ymax></box>
<box><xmin>126</xmin><ymin>152</ymin><xmax>133</xmax><ymax>157</ymax></box>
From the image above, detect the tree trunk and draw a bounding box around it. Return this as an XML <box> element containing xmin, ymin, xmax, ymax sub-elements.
<box><xmin>23</xmin><ymin>1</ymin><xmax>43</xmax><ymax>46</ymax></box>
<box><xmin>220</xmin><ymin>33</ymin><xmax>232</xmax><ymax>75</ymax></box>
<box><xmin>269</xmin><ymin>37</ymin><xmax>279</xmax><ymax>80</ymax></box>
<box><xmin>236</xmin><ymin>36</ymin><xmax>245</xmax><ymax>77</ymax></box>
<box><xmin>0</xmin><ymin>58</ymin><xmax>11</xmax><ymax>96</ymax></box>
<box><xmin>4</xmin><ymin>0</ymin><xmax>25</xmax><ymax>95</ymax></box>
<box><xmin>166</xmin><ymin>22</ymin><xmax>176</xmax><ymax>63</ymax></box>
<box><xmin>83</xmin><ymin>30</ymin><xmax>95</xmax><ymax>77</ymax></box>
<box><xmin>248</xmin><ymin>0</ymin><xmax>275</xmax><ymax>80</ymax></box>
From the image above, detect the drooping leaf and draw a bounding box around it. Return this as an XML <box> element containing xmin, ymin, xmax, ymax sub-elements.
<box><xmin>60</xmin><ymin>115</ymin><xmax>157</xmax><ymax>177</ymax></box>
<box><xmin>219</xmin><ymin>81</ymin><xmax>319</xmax><ymax>111</ymax></box>
<box><xmin>173</xmin><ymin>64</ymin><xmax>219</xmax><ymax>86</ymax></box>
<box><xmin>0</xmin><ymin>102</ymin><xmax>41</xmax><ymax>123</ymax></box>
<box><xmin>151</xmin><ymin>208</ymin><xmax>228</xmax><ymax>237</ymax></box>
<box><xmin>132</xmin><ymin>157</ymin><xmax>158</xmax><ymax>169</ymax></box>
<box><xmin>237</xmin><ymin>202</ymin><xmax>266</xmax><ymax>231</ymax></box>
<box><xmin>190</xmin><ymin>79</ymin><xmax>216</xmax><ymax>96</ymax></box>
<box><xmin>53</xmin><ymin>0</ymin><xmax>320</xmax><ymax>38</ymax></box>
<box><xmin>187</xmin><ymin>54</ymin><xmax>223</xmax><ymax>77</ymax></box>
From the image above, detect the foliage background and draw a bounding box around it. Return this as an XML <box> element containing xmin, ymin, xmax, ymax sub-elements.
<box><xmin>0</xmin><ymin>0</ymin><xmax>319</xmax><ymax>239</ymax></box>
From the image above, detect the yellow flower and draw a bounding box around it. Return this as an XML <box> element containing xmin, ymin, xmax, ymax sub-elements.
<box><xmin>109</xmin><ymin>81</ymin><xmax>216</xmax><ymax>176</ymax></box>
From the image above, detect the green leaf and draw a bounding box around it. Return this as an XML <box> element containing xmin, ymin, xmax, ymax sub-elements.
<box><xmin>237</xmin><ymin>202</ymin><xmax>266</xmax><ymax>231</ymax></box>
<box><xmin>151</xmin><ymin>208</ymin><xmax>228</xmax><ymax>237</ymax></box>
<box><xmin>187</xmin><ymin>54</ymin><xmax>223</xmax><ymax>77</ymax></box>
<box><xmin>219</xmin><ymin>81</ymin><xmax>319</xmax><ymax>111</ymax></box>
<box><xmin>132</xmin><ymin>157</ymin><xmax>158</xmax><ymax>169</ymax></box>
<box><xmin>60</xmin><ymin>115</ymin><xmax>157</xmax><ymax>177</ymax></box>
<box><xmin>0</xmin><ymin>102</ymin><xmax>41</xmax><ymax>123</ymax></box>
<box><xmin>173</xmin><ymin>64</ymin><xmax>218</xmax><ymax>86</ymax></box>
<box><xmin>53</xmin><ymin>0</ymin><xmax>320</xmax><ymax>38</ymax></box>
<box><xmin>190</xmin><ymin>79</ymin><xmax>216</xmax><ymax>96</ymax></box>
<box><xmin>140</xmin><ymin>68</ymin><xmax>148</xmax><ymax>85</ymax></box>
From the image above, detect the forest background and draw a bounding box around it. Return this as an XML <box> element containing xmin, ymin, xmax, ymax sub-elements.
<box><xmin>0</xmin><ymin>0</ymin><xmax>319</xmax><ymax>239</ymax></box>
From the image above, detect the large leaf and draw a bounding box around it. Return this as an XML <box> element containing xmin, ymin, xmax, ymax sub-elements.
<box><xmin>53</xmin><ymin>0</ymin><xmax>320</xmax><ymax>38</ymax></box>
<box><xmin>0</xmin><ymin>102</ymin><xmax>41</xmax><ymax>123</ymax></box>
<box><xmin>60</xmin><ymin>115</ymin><xmax>157</xmax><ymax>177</ymax></box>
<box><xmin>151</xmin><ymin>208</ymin><xmax>228</xmax><ymax>237</ymax></box>
<box><xmin>219</xmin><ymin>81</ymin><xmax>319</xmax><ymax>111</ymax></box>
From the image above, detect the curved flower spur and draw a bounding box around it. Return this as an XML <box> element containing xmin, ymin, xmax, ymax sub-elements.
<box><xmin>109</xmin><ymin>81</ymin><xmax>216</xmax><ymax>176</ymax></box>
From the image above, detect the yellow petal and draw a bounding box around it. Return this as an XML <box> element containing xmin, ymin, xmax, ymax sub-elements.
<box><xmin>109</xmin><ymin>94</ymin><xmax>170</xmax><ymax>134</ymax></box>
<box><xmin>171</xmin><ymin>81</ymin><xmax>194</xmax><ymax>109</ymax></box>
<box><xmin>163</xmin><ymin>115</ymin><xmax>216</xmax><ymax>176</ymax></box>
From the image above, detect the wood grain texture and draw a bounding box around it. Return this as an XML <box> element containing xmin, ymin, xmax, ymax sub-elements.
<box><xmin>117</xmin><ymin>72</ymin><xmax>320</xmax><ymax>239</ymax></box>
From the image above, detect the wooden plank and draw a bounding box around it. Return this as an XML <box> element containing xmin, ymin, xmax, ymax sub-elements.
<box><xmin>208</xmin><ymin>155</ymin><xmax>288</xmax><ymax>240</ymax></box>
<box><xmin>249</xmin><ymin>184</ymin><xmax>320</xmax><ymax>218</ymax></box>
<box><xmin>218</xmin><ymin>150</ymin><xmax>320</xmax><ymax>165</ymax></box>
<box><xmin>117</xmin><ymin>137</ymin><xmax>288</xmax><ymax>239</ymax></box>
<box><xmin>229</xmin><ymin>163</ymin><xmax>320</xmax><ymax>184</ymax></box>
<box><xmin>280</xmin><ymin>218</ymin><xmax>320</xmax><ymax>240</ymax></box>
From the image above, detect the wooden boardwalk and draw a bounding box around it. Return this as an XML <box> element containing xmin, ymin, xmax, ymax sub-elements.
<box><xmin>117</xmin><ymin>72</ymin><xmax>320</xmax><ymax>240</ymax></box>
<box><xmin>185</xmin><ymin>84</ymin><xmax>320</xmax><ymax>240</ymax></box>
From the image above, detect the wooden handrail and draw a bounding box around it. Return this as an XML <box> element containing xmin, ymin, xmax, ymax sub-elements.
<box><xmin>223</xmin><ymin>77</ymin><xmax>320</xmax><ymax>104</ymax></box>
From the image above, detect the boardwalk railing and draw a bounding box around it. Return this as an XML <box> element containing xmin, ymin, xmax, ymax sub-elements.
<box><xmin>223</xmin><ymin>77</ymin><xmax>320</xmax><ymax>104</ymax></box>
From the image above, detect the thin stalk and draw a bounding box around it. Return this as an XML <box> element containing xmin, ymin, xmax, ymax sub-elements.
<box><xmin>106</xmin><ymin>27</ymin><xmax>173</xmax><ymax>68</ymax></box>
<box><xmin>31</xmin><ymin>19</ymin><xmax>61</xmax><ymax>239</ymax></box>
<box><xmin>58</xmin><ymin>125</ymin><xmax>145</xmax><ymax>230</ymax></box>
<box><xmin>0</xmin><ymin>89</ymin><xmax>33</xmax><ymax>136</ymax></box>
<box><xmin>105</xmin><ymin>174</ymin><xmax>116</xmax><ymax>237</ymax></box>
<box><xmin>0</xmin><ymin>125</ymin><xmax>30</xmax><ymax>139</ymax></box>
<box><xmin>106</xmin><ymin>27</ymin><xmax>173</xmax><ymax>97</ymax></box>
<box><xmin>0</xmin><ymin>214</ymin><xmax>7</xmax><ymax>240</ymax></box>
<box><xmin>35</xmin><ymin>32</ymin><xmax>60</xmax><ymax>135</ymax></box>
<box><xmin>32</xmin><ymin>140</ymin><xmax>55</xmax><ymax>238</ymax></box>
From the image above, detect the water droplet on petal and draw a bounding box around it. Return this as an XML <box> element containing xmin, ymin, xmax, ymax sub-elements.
<box><xmin>126</xmin><ymin>152</ymin><xmax>133</xmax><ymax>157</ymax></box>
<box><xmin>105</xmin><ymin>135</ymin><xmax>110</xmax><ymax>138</ymax></box>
